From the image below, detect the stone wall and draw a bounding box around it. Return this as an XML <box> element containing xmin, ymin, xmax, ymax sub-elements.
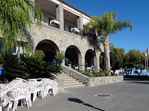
<box><xmin>63</xmin><ymin>66</ymin><xmax>123</xmax><ymax>87</ymax></box>
<box><xmin>88</xmin><ymin>76</ymin><xmax>123</xmax><ymax>87</ymax></box>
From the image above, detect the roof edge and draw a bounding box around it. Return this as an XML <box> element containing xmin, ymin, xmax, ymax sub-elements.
<box><xmin>58</xmin><ymin>0</ymin><xmax>91</xmax><ymax>18</ymax></box>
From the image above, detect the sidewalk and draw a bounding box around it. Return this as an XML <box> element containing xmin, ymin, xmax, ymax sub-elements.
<box><xmin>19</xmin><ymin>80</ymin><xmax>149</xmax><ymax>111</ymax></box>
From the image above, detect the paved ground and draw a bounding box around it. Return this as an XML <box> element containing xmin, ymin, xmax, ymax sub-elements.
<box><xmin>19</xmin><ymin>79</ymin><xmax>149</xmax><ymax>111</ymax></box>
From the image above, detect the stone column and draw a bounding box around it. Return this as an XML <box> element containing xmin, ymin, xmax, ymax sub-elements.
<box><xmin>79</xmin><ymin>54</ymin><xmax>85</xmax><ymax>71</ymax></box>
<box><xmin>56</xmin><ymin>2</ymin><xmax>64</xmax><ymax>30</ymax></box>
<box><xmin>77</xmin><ymin>15</ymin><xmax>83</xmax><ymax>30</ymax></box>
<box><xmin>94</xmin><ymin>51</ymin><xmax>101</xmax><ymax>71</ymax></box>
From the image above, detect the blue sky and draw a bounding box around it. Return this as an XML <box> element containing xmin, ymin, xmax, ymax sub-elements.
<box><xmin>64</xmin><ymin>0</ymin><xmax>149</xmax><ymax>53</ymax></box>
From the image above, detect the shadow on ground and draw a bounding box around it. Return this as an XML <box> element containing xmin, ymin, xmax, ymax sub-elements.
<box><xmin>132</xmin><ymin>81</ymin><xmax>149</xmax><ymax>85</ymax></box>
<box><xmin>68</xmin><ymin>98</ymin><xmax>106</xmax><ymax>111</ymax></box>
<box><xmin>124</xmin><ymin>75</ymin><xmax>149</xmax><ymax>81</ymax></box>
<box><xmin>124</xmin><ymin>76</ymin><xmax>149</xmax><ymax>85</ymax></box>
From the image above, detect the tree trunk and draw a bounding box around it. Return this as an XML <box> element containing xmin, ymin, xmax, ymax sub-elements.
<box><xmin>103</xmin><ymin>36</ymin><xmax>111</xmax><ymax>74</ymax></box>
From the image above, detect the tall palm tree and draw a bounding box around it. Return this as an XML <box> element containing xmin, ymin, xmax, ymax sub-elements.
<box><xmin>0</xmin><ymin>0</ymin><xmax>42</xmax><ymax>54</ymax></box>
<box><xmin>84</xmin><ymin>12</ymin><xmax>132</xmax><ymax>72</ymax></box>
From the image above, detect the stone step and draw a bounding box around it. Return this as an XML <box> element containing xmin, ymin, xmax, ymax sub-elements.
<box><xmin>64</xmin><ymin>81</ymin><xmax>84</xmax><ymax>86</ymax></box>
<box><xmin>56</xmin><ymin>75</ymin><xmax>69</xmax><ymax>77</ymax></box>
<box><xmin>57</xmin><ymin>73</ymin><xmax>85</xmax><ymax>89</ymax></box>
<box><xmin>57</xmin><ymin>76</ymin><xmax>72</xmax><ymax>79</ymax></box>
<box><xmin>63</xmin><ymin>80</ymin><xmax>78</xmax><ymax>82</ymax></box>
<box><xmin>60</xmin><ymin>78</ymin><xmax>76</xmax><ymax>80</ymax></box>
<box><xmin>58</xmin><ymin>75</ymin><xmax>68</xmax><ymax>77</ymax></box>
<box><xmin>57</xmin><ymin>76</ymin><xmax>75</xmax><ymax>79</ymax></box>
<box><xmin>64</xmin><ymin>83</ymin><xmax>83</xmax><ymax>86</ymax></box>
<box><xmin>64</xmin><ymin>84</ymin><xmax>84</xmax><ymax>89</ymax></box>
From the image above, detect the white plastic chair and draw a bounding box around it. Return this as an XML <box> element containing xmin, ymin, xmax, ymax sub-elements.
<box><xmin>6</xmin><ymin>79</ymin><xmax>32</xmax><ymax>111</ymax></box>
<box><xmin>28</xmin><ymin>79</ymin><xmax>44</xmax><ymax>102</ymax></box>
<box><xmin>41</xmin><ymin>78</ymin><xmax>58</xmax><ymax>96</ymax></box>
<box><xmin>7</xmin><ymin>88</ymin><xmax>31</xmax><ymax>111</ymax></box>
<box><xmin>48</xmin><ymin>79</ymin><xmax>58</xmax><ymax>96</ymax></box>
<box><xmin>42</xmin><ymin>79</ymin><xmax>53</xmax><ymax>97</ymax></box>
<box><xmin>0</xmin><ymin>84</ymin><xmax>10</xmax><ymax>110</ymax></box>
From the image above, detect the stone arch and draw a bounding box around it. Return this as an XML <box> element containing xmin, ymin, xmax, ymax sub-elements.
<box><xmin>36</xmin><ymin>39</ymin><xmax>59</xmax><ymax>63</ymax></box>
<box><xmin>65</xmin><ymin>45</ymin><xmax>82</xmax><ymax>68</ymax></box>
<box><xmin>85</xmin><ymin>49</ymin><xmax>97</xmax><ymax>68</ymax></box>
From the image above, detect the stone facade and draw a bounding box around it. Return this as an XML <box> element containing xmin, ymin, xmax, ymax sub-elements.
<box><xmin>29</xmin><ymin>23</ymin><xmax>104</xmax><ymax>70</ymax></box>
<box><xmin>27</xmin><ymin>0</ymin><xmax>105</xmax><ymax>70</ymax></box>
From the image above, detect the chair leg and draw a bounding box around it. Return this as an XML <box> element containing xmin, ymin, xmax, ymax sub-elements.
<box><xmin>33</xmin><ymin>92</ymin><xmax>37</xmax><ymax>102</ymax></box>
<box><xmin>41</xmin><ymin>91</ymin><xmax>45</xmax><ymax>99</ymax></box>
<box><xmin>26</xmin><ymin>100</ymin><xmax>29</xmax><ymax>109</ymax></box>
<box><xmin>13</xmin><ymin>100</ymin><xmax>18</xmax><ymax>111</ymax></box>
<box><xmin>0</xmin><ymin>105</ymin><xmax>2</xmax><ymax>111</ymax></box>
<box><xmin>7</xmin><ymin>101</ymin><xmax>12</xmax><ymax>111</ymax></box>
<box><xmin>29</xmin><ymin>97</ymin><xmax>32</xmax><ymax>108</ymax></box>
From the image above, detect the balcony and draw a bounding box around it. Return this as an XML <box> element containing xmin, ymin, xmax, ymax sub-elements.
<box><xmin>36</xmin><ymin>0</ymin><xmax>97</xmax><ymax>42</ymax></box>
<box><xmin>42</xmin><ymin>17</ymin><xmax>60</xmax><ymax>29</ymax></box>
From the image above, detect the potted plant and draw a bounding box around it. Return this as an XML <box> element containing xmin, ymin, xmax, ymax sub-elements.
<box><xmin>55</xmin><ymin>53</ymin><xmax>64</xmax><ymax>66</ymax></box>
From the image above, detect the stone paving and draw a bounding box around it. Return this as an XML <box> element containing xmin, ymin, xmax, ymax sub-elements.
<box><xmin>19</xmin><ymin>79</ymin><xmax>149</xmax><ymax>111</ymax></box>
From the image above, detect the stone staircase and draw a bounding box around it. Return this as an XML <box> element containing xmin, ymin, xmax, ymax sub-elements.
<box><xmin>57</xmin><ymin>73</ymin><xmax>85</xmax><ymax>89</ymax></box>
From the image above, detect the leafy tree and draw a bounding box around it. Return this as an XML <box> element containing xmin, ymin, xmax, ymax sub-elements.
<box><xmin>0</xmin><ymin>0</ymin><xmax>42</xmax><ymax>54</ymax></box>
<box><xmin>110</xmin><ymin>45</ymin><xmax>125</xmax><ymax>72</ymax></box>
<box><xmin>124</xmin><ymin>50</ymin><xmax>145</xmax><ymax>75</ymax></box>
<box><xmin>84</xmin><ymin>12</ymin><xmax>132</xmax><ymax>73</ymax></box>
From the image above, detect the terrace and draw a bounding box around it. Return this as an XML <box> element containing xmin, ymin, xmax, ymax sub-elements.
<box><xmin>36</xmin><ymin>0</ymin><xmax>96</xmax><ymax>38</ymax></box>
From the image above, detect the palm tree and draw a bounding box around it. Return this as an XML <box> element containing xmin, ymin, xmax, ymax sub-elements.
<box><xmin>84</xmin><ymin>12</ymin><xmax>132</xmax><ymax>72</ymax></box>
<box><xmin>0</xmin><ymin>0</ymin><xmax>42</xmax><ymax>54</ymax></box>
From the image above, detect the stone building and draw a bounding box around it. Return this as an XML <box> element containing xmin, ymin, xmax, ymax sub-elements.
<box><xmin>29</xmin><ymin>0</ymin><xmax>104</xmax><ymax>71</ymax></box>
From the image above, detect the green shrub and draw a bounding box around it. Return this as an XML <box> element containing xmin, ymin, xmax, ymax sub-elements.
<box><xmin>81</xmin><ymin>72</ymin><xmax>94</xmax><ymax>77</ymax></box>
<box><xmin>55</xmin><ymin>53</ymin><xmax>64</xmax><ymax>66</ymax></box>
<box><xmin>81</xmin><ymin>70</ymin><xmax>111</xmax><ymax>77</ymax></box>
<box><xmin>21</xmin><ymin>55</ymin><xmax>62</xmax><ymax>78</ymax></box>
<box><xmin>0</xmin><ymin>54</ymin><xmax>26</xmax><ymax>81</ymax></box>
<box><xmin>33</xmin><ymin>50</ymin><xmax>45</xmax><ymax>61</ymax></box>
<box><xmin>111</xmin><ymin>72</ymin><xmax>117</xmax><ymax>76</ymax></box>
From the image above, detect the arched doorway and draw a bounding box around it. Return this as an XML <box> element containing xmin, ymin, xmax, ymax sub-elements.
<box><xmin>65</xmin><ymin>45</ymin><xmax>82</xmax><ymax>68</ymax></box>
<box><xmin>85</xmin><ymin>49</ymin><xmax>96</xmax><ymax>68</ymax></box>
<box><xmin>36</xmin><ymin>40</ymin><xmax>59</xmax><ymax>63</ymax></box>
